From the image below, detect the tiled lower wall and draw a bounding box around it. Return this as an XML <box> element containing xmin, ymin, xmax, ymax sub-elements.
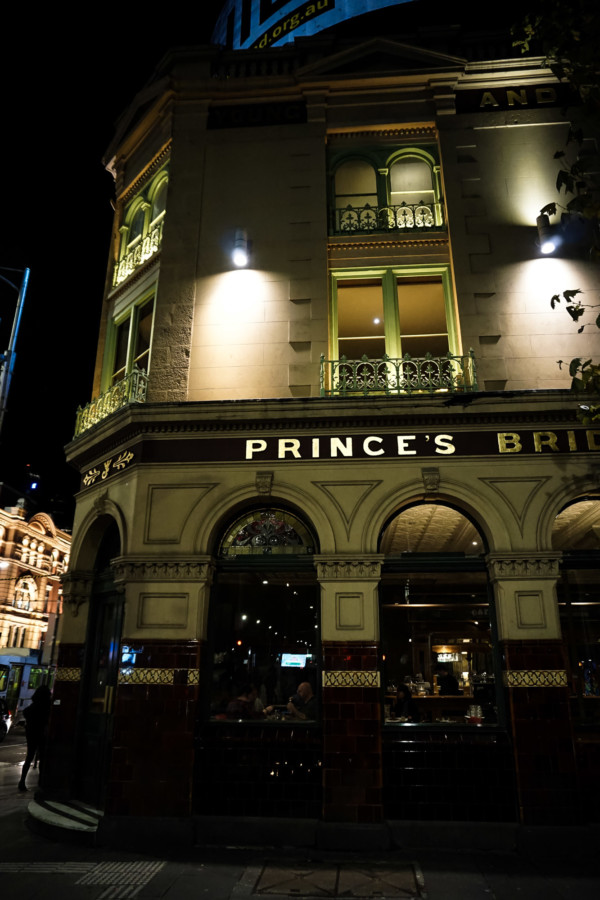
<box><xmin>383</xmin><ymin>729</ymin><xmax>517</xmax><ymax>822</ymax></box>
<box><xmin>195</xmin><ymin>723</ymin><xmax>322</xmax><ymax>818</ymax></box>
<box><xmin>322</xmin><ymin>641</ymin><xmax>383</xmax><ymax>823</ymax></box>
<box><xmin>106</xmin><ymin>640</ymin><xmax>201</xmax><ymax>816</ymax></box>
<box><xmin>502</xmin><ymin>640</ymin><xmax>579</xmax><ymax>825</ymax></box>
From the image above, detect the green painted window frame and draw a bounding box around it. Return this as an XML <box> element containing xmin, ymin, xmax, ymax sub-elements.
<box><xmin>329</xmin><ymin>265</ymin><xmax>460</xmax><ymax>362</ymax></box>
<box><xmin>101</xmin><ymin>288</ymin><xmax>156</xmax><ymax>393</ymax></box>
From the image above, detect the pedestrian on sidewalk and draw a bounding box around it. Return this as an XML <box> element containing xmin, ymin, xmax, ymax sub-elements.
<box><xmin>18</xmin><ymin>685</ymin><xmax>51</xmax><ymax>793</ymax></box>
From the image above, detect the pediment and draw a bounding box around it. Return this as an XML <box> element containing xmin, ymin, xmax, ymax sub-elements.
<box><xmin>297</xmin><ymin>38</ymin><xmax>466</xmax><ymax>78</ymax></box>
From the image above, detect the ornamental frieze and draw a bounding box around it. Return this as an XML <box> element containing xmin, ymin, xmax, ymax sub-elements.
<box><xmin>315</xmin><ymin>556</ymin><xmax>384</xmax><ymax>580</ymax></box>
<box><xmin>111</xmin><ymin>558</ymin><xmax>216</xmax><ymax>583</ymax></box>
<box><xmin>83</xmin><ymin>450</ymin><xmax>134</xmax><ymax>487</ymax></box>
<box><xmin>503</xmin><ymin>669</ymin><xmax>568</xmax><ymax>688</ymax></box>
<box><xmin>323</xmin><ymin>670</ymin><xmax>381</xmax><ymax>688</ymax></box>
<box><xmin>487</xmin><ymin>554</ymin><xmax>562</xmax><ymax>580</ymax></box>
<box><xmin>61</xmin><ymin>571</ymin><xmax>95</xmax><ymax>617</ymax></box>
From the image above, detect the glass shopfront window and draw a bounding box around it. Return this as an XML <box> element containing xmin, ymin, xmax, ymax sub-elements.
<box><xmin>208</xmin><ymin>509</ymin><xmax>320</xmax><ymax>723</ymax></box>
<box><xmin>554</xmin><ymin>497</ymin><xmax>600</xmax><ymax>726</ymax></box>
<box><xmin>379</xmin><ymin>503</ymin><xmax>501</xmax><ymax>727</ymax></box>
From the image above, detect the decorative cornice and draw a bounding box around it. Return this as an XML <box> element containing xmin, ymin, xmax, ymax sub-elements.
<box><xmin>323</xmin><ymin>670</ymin><xmax>380</xmax><ymax>687</ymax></box>
<box><xmin>111</xmin><ymin>557</ymin><xmax>216</xmax><ymax>583</ymax></box>
<box><xmin>328</xmin><ymin>237</ymin><xmax>448</xmax><ymax>251</ymax></box>
<box><xmin>503</xmin><ymin>669</ymin><xmax>568</xmax><ymax>688</ymax></box>
<box><xmin>329</xmin><ymin>127</ymin><xmax>438</xmax><ymax>141</ymax></box>
<box><xmin>486</xmin><ymin>552</ymin><xmax>562</xmax><ymax>580</ymax></box>
<box><xmin>314</xmin><ymin>555</ymin><xmax>384</xmax><ymax>580</ymax></box>
<box><xmin>119</xmin><ymin>144</ymin><xmax>171</xmax><ymax>206</ymax></box>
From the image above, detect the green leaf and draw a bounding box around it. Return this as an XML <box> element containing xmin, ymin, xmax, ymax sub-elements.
<box><xmin>569</xmin><ymin>358</ymin><xmax>582</xmax><ymax>377</ymax></box>
<box><xmin>595</xmin><ymin>313</ymin><xmax>600</xmax><ymax>329</ymax></box>
<box><xmin>566</xmin><ymin>305</ymin><xmax>584</xmax><ymax>320</ymax></box>
<box><xmin>553</xmin><ymin>150</ymin><xmax>566</xmax><ymax>159</ymax></box>
<box><xmin>540</xmin><ymin>202</ymin><xmax>557</xmax><ymax>217</ymax></box>
<box><xmin>563</xmin><ymin>289</ymin><xmax>582</xmax><ymax>300</ymax></box>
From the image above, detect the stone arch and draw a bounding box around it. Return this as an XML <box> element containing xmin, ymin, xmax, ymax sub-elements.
<box><xmin>188</xmin><ymin>479</ymin><xmax>334</xmax><ymax>557</ymax></box>
<box><xmin>536</xmin><ymin>477</ymin><xmax>600</xmax><ymax>551</ymax></box>
<box><xmin>361</xmin><ymin>476</ymin><xmax>509</xmax><ymax>556</ymax></box>
<box><xmin>70</xmin><ymin>500</ymin><xmax>126</xmax><ymax>571</ymax></box>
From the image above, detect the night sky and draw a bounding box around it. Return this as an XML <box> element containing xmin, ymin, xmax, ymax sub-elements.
<box><xmin>0</xmin><ymin>4</ymin><xmax>224</xmax><ymax>526</ymax></box>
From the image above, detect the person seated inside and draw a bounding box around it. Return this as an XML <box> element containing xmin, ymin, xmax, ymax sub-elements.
<box><xmin>226</xmin><ymin>684</ymin><xmax>265</xmax><ymax>719</ymax></box>
<box><xmin>394</xmin><ymin>683</ymin><xmax>420</xmax><ymax>722</ymax></box>
<box><xmin>287</xmin><ymin>681</ymin><xmax>317</xmax><ymax>720</ymax></box>
<box><xmin>437</xmin><ymin>666</ymin><xmax>461</xmax><ymax>695</ymax></box>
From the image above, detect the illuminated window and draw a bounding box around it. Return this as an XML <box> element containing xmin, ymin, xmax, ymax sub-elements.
<box><xmin>331</xmin><ymin>266</ymin><xmax>456</xmax><ymax>362</ymax></box>
<box><xmin>114</xmin><ymin>166</ymin><xmax>168</xmax><ymax>286</ymax></box>
<box><xmin>109</xmin><ymin>294</ymin><xmax>155</xmax><ymax>386</ymax></box>
<box><xmin>330</xmin><ymin>148</ymin><xmax>443</xmax><ymax>234</ymax></box>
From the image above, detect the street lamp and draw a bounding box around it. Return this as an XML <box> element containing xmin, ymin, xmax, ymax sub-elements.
<box><xmin>0</xmin><ymin>266</ymin><xmax>30</xmax><ymax>438</ymax></box>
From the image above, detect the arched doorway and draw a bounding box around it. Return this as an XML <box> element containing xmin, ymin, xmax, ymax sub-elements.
<box><xmin>195</xmin><ymin>507</ymin><xmax>322</xmax><ymax>818</ymax></box>
<box><xmin>76</xmin><ymin>520</ymin><xmax>122</xmax><ymax>806</ymax></box>
<box><xmin>379</xmin><ymin>502</ymin><xmax>516</xmax><ymax>823</ymax></box>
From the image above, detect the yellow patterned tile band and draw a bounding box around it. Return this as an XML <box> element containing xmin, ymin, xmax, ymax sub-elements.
<box><xmin>119</xmin><ymin>667</ymin><xmax>175</xmax><ymax>685</ymax></box>
<box><xmin>55</xmin><ymin>668</ymin><xmax>82</xmax><ymax>682</ymax></box>
<box><xmin>323</xmin><ymin>670</ymin><xmax>381</xmax><ymax>687</ymax></box>
<box><xmin>503</xmin><ymin>669</ymin><xmax>568</xmax><ymax>688</ymax></box>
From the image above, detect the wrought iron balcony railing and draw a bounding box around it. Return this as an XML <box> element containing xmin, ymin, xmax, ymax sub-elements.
<box><xmin>74</xmin><ymin>367</ymin><xmax>148</xmax><ymax>437</ymax></box>
<box><xmin>320</xmin><ymin>351</ymin><xmax>478</xmax><ymax>397</ymax></box>
<box><xmin>331</xmin><ymin>201</ymin><xmax>444</xmax><ymax>235</ymax></box>
<box><xmin>113</xmin><ymin>218</ymin><xmax>164</xmax><ymax>287</ymax></box>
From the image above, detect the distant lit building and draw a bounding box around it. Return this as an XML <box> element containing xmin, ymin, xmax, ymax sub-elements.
<box><xmin>45</xmin><ymin>1</ymin><xmax>600</xmax><ymax>844</ymax></box>
<box><xmin>0</xmin><ymin>499</ymin><xmax>70</xmax><ymax>713</ymax></box>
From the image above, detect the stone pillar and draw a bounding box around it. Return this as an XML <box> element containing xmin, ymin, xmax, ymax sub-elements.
<box><xmin>44</xmin><ymin>571</ymin><xmax>94</xmax><ymax>792</ymax></box>
<box><xmin>487</xmin><ymin>552</ymin><xmax>578</xmax><ymax>824</ymax></box>
<box><xmin>315</xmin><ymin>555</ymin><xmax>384</xmax><ymax>823</ymax></box>
<box><xmin>105</xmin><ymin>557</ymin><xmax>215</xmax><ymax>817</ymax></box>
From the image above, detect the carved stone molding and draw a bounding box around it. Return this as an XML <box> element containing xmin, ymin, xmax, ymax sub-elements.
<box><xmin>323</xmin><ymin>670</ymin><xmax>381</xmax><ymax>688</ymax></box>
<box><xmin>256</xmin><ymin>471</ymin><xmax>273</xmax><ymax>495</ymax></box>
<box><xmin>61</xmin><ymin>571</ymin><xmax>95</xmax><ymax>617</ymax></box>
<box><xmin>421</xmin><ymin>466</ymin><xmax>440</xmax><ymax>494</ymax></box>
<box><xmin>111</xmin><ymin>557</ymin><xmax>216</xmax><ymax>584</ymax></box>
<box><xmin>503</xmin><ymin>669</ymin><xmax>568</xmax><ymax>688</ymax></box>
<box><xmin>314</xmin><ymin>555</ymin><xmax>384</xmax><ymax>581</ymax></box>
<box><xmin>486</xmin><ymin>552</ymin><xmax>562</xmax><ymax>581</ymax></box>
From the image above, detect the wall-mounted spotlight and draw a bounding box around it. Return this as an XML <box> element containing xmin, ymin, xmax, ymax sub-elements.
<box><xmin>232</xmin><ymin>228</ymin><xmax>250</xmax><ymax>267</ymax></box>
<box><xmin>536</xmin><ymin>213</ymin><xmax>560</xmax><ymax>255</ymax></box>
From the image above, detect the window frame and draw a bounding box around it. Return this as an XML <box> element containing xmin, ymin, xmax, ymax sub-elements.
<box><xmin>329</xmin><ymin>264</ymin><xmax>460</xmax><ymax>363</ymax></box>
<box><xmin>102</xmin><ymin>289</ymin><xmax>156</xmax><ymax>393</ymax></box>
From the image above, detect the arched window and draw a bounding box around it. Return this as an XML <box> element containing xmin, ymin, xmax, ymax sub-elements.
<box><xmin>209</xmin><ymin>508</ymin><xmax>319</xmax><ymax>720</ymax></box>
<box><xmin>114</xmin><ymin>165</ymin><xmax>169</xmax><ymax>287</ymax></box>
<box><xmin>330</xmin><ymin>149</ymin><xmax>442</xmax><ymax>234</ymax></box>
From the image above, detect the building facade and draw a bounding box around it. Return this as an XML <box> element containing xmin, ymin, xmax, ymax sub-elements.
<box><xmin>45</xmin><ymin>4</ymin><xmax>600</xmax><ymax>842</ymax></box>
<box><xmin>0</xmin><ymin>499</ymin><xmax>70</xmax><ymax>717</ymax></box>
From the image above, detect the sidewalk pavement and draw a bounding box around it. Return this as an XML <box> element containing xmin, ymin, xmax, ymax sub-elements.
<box><xmin>2</xmin><ymin>736</ymin><xmax>600</xmax><ymax>899</ymax></box>
<box><xmin>1</xmin><ymin>804</ymin><xmax>599</xmax><ymax>900</ymax></box>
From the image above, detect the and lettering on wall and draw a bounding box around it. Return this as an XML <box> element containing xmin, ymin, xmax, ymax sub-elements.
<box><xmin>455</xmin><ymin>83</ymin><xmax>575</xmax><ymax>114</ymax></box>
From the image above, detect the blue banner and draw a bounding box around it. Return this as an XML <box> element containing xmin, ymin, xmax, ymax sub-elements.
<box><xmin>212</xmin><ymin>0</ymin><xmax>414</xmax><ymax>51</ymax></box>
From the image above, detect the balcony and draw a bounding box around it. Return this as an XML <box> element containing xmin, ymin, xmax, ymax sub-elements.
<box><xmin>320</xmin><ymin>352</ymin><xmax>478</xmax><ymax>397</ymax></box>
<box><xmin>331</xmin><ymin>201</ymin><xmax>444</xmax><ymax>236</ymax></box>
<box><xmin>74</xmin><ymin>367</ymin><xmax>148</xmax><ymax>438</ymax></box>
<box><xmin>113</xmin><ymin>218</ymin><xmax>164</xmax><ymax>287</ymax></box>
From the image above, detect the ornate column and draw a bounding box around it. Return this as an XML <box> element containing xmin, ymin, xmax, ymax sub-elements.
<box><xmin>487</xmin><ymin>552</ymin><xmax>578</xmax><ymax>824</ymax></box>
<box><xmin>315</xmin><ymin>555</ymin><xmax>384</xmax><ymax>824</ymax></box>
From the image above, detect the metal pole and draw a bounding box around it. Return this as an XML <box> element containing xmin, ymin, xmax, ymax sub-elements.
<box><xmin>0</xmin><ymin>267</ymin><xmax>30</xmax><ymax>438</ymax></box>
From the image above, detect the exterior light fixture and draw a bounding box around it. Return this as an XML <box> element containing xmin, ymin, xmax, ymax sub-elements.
<box><xmin>232</xmin><ymin>228</ymin><xmax>250</xmax><ymax>267</ymax></box>
<box><xmin>536</xmin><ymin>214</ymin><xmax>559</xmax><ymax>254</ymax></box>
